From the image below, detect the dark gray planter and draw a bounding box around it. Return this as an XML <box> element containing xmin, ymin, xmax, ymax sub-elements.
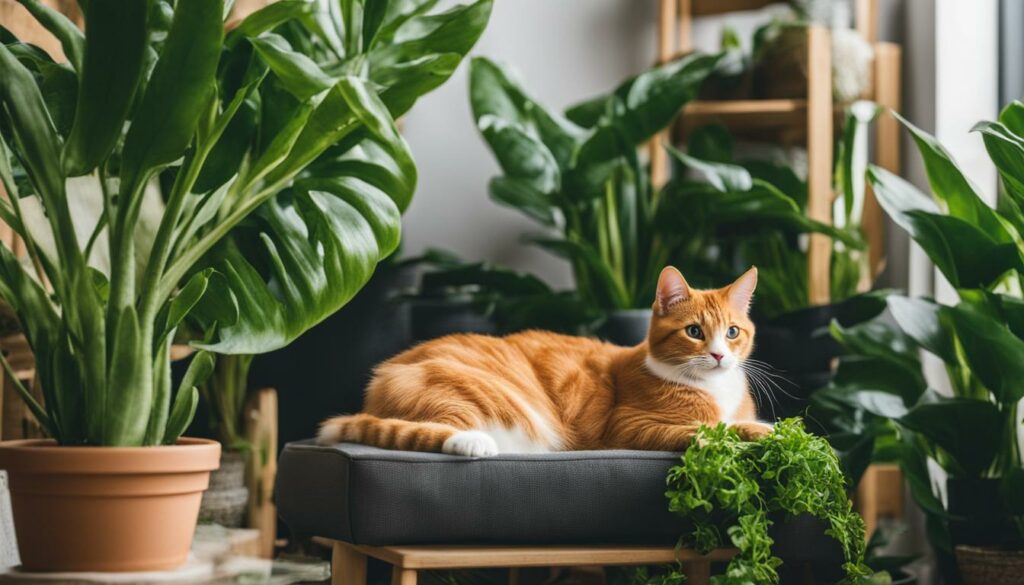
<box><xmin>598</xmin><ymin>309</ymin><xmax>652</xmax><ymax>346</ymax></box>
<box><xmin>409</xmin><ymin>298</ymin><xmax>496</xmax><ymax>343</ymax></box>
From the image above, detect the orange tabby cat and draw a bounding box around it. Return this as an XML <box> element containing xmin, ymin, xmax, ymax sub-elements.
<box><xmin>318</xmin><ymin>266</ymin><xmax>771</xmax><ymax>456</ymax></box>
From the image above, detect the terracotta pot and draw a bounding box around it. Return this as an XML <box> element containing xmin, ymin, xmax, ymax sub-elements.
<box><xmin>0</xmin><ymin>437</ymin><xmax>220</xmax><ymax>572</ymax></box>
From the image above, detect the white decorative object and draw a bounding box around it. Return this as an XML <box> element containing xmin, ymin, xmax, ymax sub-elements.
<box><xmin>0</xmin><ymin>472</ymin><xmax>18</xmax><ymax>569</ymax></box>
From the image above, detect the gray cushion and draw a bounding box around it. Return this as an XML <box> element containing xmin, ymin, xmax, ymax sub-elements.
<box><xmin>276</xmin><ymin>441</ymin><xmax>686</xmax><ymax>546</ymax></box>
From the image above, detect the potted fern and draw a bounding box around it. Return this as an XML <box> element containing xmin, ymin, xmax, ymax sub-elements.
<box><xmin>0</xmin><ymin>0</ymin><xmax>489</xmax><ymax>572</ymax></box>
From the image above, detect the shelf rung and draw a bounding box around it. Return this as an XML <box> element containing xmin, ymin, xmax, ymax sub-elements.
<box><xmin>691</xmin><ymin>0</ymin><xmax>782</xmax><ymax>17</ymax></box>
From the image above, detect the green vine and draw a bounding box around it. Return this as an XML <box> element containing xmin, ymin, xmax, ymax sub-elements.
<box><xmin>663</xmin><ymin>419</ymin><xmax>878</xmax><ymax>584</ymax></box>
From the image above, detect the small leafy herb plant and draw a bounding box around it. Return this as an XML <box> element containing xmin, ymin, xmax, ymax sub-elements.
<box><xmin>664</xmin><ymin>419</ymin><xmax>875</xmax><ymax>584</ymax></box>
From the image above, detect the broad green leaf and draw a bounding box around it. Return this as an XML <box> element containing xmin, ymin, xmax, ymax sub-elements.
<box><xmin>870</xmin><ymin>166</ymin><xmax>1021</xmax><ymax>288</ymax></box>
<box><xmin>368</xmin><ymin>0</ymin><xmax>491</xmax><ymax>70</ymax></box>
<box><xmin>489</xmin><ymin>176</ymin><xmax>557</xmax><ymax>226</ymax></box>
<box><xmin>973</xmin><ymin>119</ymin><xmax>1024</xmax><ymax>222</ymax></box>
<box><xmin>667</xmin><ymin>145</ymin><xmax>752</xmax><ymax>191</ymax></box>
<box><xmin>477</xmin><ymin>117</ymin><xmax>560</xmax><ymax>194</ymax></box>
<box><xmin>121</xmin><ymin>0</ymin><xmax>223</xmax><ymax>187</ymax></box>
<box><xmin>887</xmin><ymin>296</ymin><xmax>956</xmax><ymax>364</ymax></box>
<box><xmin>367</xmin><ymin>0</ymin><xmax>440</xmax><ymax>48</ymax></box>
<box><xmin>575</xmin><ymin>53</ymin><xmax>720</xmax><ymax>165</ymax></box>
<box><xmin>62</xmin><ymin>0</ymin><xmax>148</xmax><ymax>176</ymax></box>
<box><xmin>945</xmin><ymin>302</ymin><xmax>1024</xmax><ymax>404</ymax></box>
<box><xmin>251</xmin><ymin>33</ymin><xmax>334</xmax><ymax>100</ymax></box>
<box><xmin>226</xmin><ymin>0</ymin><xmax>316</xmax><ymax>48</ymax></box>
<box><xmin>14</xmin><ymin>0</ymin><xmax>84</xmax><ymax>71</ymax></box>
<box><xmin>830</xmin><ymin>318</ymin><xmax>920</xmax><ymax>376</ymax></box>
<box><xmin>899</xmin><ymin>398</ymin><xmax>1003</xmax><ymax>476</ymax></box>
<box><xmin>896</xmin><ymin>112</ymin><xmax>1013</xmax><ymax>243</ymax></box>
<box><xmin>833</xmin><ymin>355</ymin><xmax>925</xmax><ymax>405</ymax></box>
<box><xmin>178</xmin><ymin>351</ymin><xmax>215</xmax><ymax>399</ymax></box>
<box><xmin>687</xmin><ymin>123</ymin><xmax>734</xmax><ymax>163</ymax></box>
<box><xmin>851</xmin><ymin>390</ymin><xmax>910</xmax><ymax>418</ymax></box>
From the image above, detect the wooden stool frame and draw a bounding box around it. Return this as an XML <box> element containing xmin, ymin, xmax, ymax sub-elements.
<box><xmin>330</xmin><ymin>541</ymin><xmax>737</xmax><ymax>585</ymax></box>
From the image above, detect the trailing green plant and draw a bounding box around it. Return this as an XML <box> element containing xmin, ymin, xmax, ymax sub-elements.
<box><xmin>468</xmin><ymin>55</ymin><xmax>845</xmax><ymax>325</ymax></box>
<box><xmin>663</xmin><ymin>102</ymin><xmax>877</xmax><ymax>319</ymax></box>
<box><xmin>812</xmin><ymin>102</ymin><xmax>1024</xmax><ymax>560</ymax></box>
<box><xmin>0</xmin><ymin>0</ymin><xmax>490</xmax><ymax>446</ymax></box>
<box><xmin>663</xmin><ymin>419</ymin><xmax>876</xmax><ymax>585</ymax></box>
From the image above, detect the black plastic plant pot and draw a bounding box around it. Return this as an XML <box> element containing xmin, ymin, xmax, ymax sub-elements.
<box><xmin>409</xmin><ymin>297</ymin><xmax>497</xmax><ymax>343</ymax></box>
<box><xmin>947</xmin><ymin>477</ymin><xmax>1018</xmax><ymax>548</ymax></box>
<box><xmin>598</xmin><ymin>309</ymin><xmax>652</xmax><ymax>347</ymax></box>
<box><xmin>751</xmin><ymin>303</ymin><xmax>845</xmax><ymax>421</ymax></box>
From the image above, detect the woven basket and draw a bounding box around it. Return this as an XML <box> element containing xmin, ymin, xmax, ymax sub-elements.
<box><xmin>955</xmin><ymin>545</ymin><xmax>1024</xmax><ymax>585</ymax></box>
<box><xmin>198</xmin><ymin>451</ymin><xmax>249</xmax><ymax>528</ymax></box>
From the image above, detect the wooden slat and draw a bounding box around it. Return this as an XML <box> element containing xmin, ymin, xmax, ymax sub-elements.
<box><xmin>867</xmin><ymin>43</ymin><xmax>902</xmax><ymax>279</ymax></box>
<box><xmin>691</xmin><ymin>0</ymin><xmax>779</xmax><ymax>16</ymax></box>
<box><xmin>332</xmin><ymin>542</ymin><xmax>368</xmax><ymax>585</ymax></box>
<box><xmin>854</xmin><ymin>0</ymin><xmax>878</xmax><ymax>45</ymax></box>
<box><xmin>677</xmin><ymin>0</ymin><xmax>693</xmax><ymax>53</ymax></box>
<box><xmin>805</xmin><ymin>26</ymin><xmax>833</xmax><ymax>305</ymax></box>
<box><xmin>351</xmin><ymin>544</ymin><xmax>737</xmax><ymax>570</ymax></box>
<box><xmin>245</xmin><ymin>388</ymin><xmax>279</xmax><ymax>559</ymax></box>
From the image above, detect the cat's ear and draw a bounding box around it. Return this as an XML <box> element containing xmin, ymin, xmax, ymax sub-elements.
<box><xmin>655</xmin><ymin>266</ymin><xmax>691</xmax><ymax>315</ymax></box>
<box><xmin>726</xmin><ymin>267</ymin><xmax>757</xmax><ymax>314</ymax></box>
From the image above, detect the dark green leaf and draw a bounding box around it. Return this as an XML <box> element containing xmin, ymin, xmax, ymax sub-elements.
<box><xmin>899</xmin><ymin>398</ymin><xmax>1002</xmax><ymax>476</ymax></box>
<box><xmin>251</xmin><ymin>33</ymin><xmax>334</xmax><ymax>100</ymax></box>
<box><xmin>945</xmin><ymin>302</ymin><xmax>1024</xmax><ymax>403</ymax></box>
<box><xmin>14</xmin><ymin>0</ymin><xmax>84</xmax><ymax>71</ymax></box>
<box><xmin>62</xmin><ymin>0</ymin><xmax>148</xmax><ymax>176</ymax></box>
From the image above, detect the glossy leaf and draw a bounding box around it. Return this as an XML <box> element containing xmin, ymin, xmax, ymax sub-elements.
<box><xmin>945</xmin><ymin>302</ymin><xmax>1024</xmax><ymax>404</ymax></box>
<box><xmin>121</xmin><ymin>0</ymin><xmax>223</xmax><ymax>187</ymax></box>
<box><xmin>899</xmin><ymin>398</ymin><xmax>1003</xmax><ymax>476</ymax></box>
<box><xmin>575</xmin><ymin>53</ymin><xmax>719</xmax><ymax>165</ymax></box>
<box><xmin>62</xmin><ymin>0</ymin><xmax>148</xmax><ymax>176</ymax></box>
<box><xmin>887</xmin><ymin>296</ymin><xmax>956</xmax><ymax>364</ymax></box>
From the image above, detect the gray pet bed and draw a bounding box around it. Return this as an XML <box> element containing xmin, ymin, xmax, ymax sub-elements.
<box><xmin>277</xmin><ymin>441</ymin><xmax>686</xmax><ymax>546</ymax></box>
<box><xmin>276</xmin><ymin>440</ymin><xmax>842</xmax><ymax>567</ymax></box>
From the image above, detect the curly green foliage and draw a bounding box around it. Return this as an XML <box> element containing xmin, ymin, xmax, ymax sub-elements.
<box><xmin>664</xmin><ymin>419</ymin><xmax>875</xmax><ymax>585</ymax></box>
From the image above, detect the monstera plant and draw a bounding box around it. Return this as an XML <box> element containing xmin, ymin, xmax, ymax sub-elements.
<box><xmin>812</xmin><ymin>102</ymin><xmax>1024</xmax><ymax>582</ymax></box>
<box><xmin>0</xmin><ymin>0</ymin><xmax>489</xmax><ymax>572</ymax></box>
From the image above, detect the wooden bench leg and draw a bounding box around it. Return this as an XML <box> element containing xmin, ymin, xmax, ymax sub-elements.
<box><xmin>332</xmin><ymin>541</ymin><xmax>367</xmax><ymax>585</ymax></box>
<box><xmin>392</xmin><ymin>567</ymin><xmax>418</xmax><ymax>585</ymax></box>
<box><xmin>682</xmin><ymin>560</ymin><xmax>711</xmax><ymax>585</ymax></box>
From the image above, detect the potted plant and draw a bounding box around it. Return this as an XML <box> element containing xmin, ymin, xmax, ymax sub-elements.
<box><xmin>467</xmin><ymin>56</ymin><xmax>838</xmax><ymax>346</ymax></box>
<box><xmin>0</xmin><ymin>0</ymin><xmax>490</xmax><ymax>572</ymax></box>
<box><xmin>813</xmin><ymin>102</ymin><xmax>1024</xmax><ymax>584</ymax></box>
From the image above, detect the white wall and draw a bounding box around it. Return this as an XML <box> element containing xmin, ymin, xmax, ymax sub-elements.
<box><xmin>400</xmin><ymin>1</ymin><xmax>787</xmax><ymax>288</ymax></box>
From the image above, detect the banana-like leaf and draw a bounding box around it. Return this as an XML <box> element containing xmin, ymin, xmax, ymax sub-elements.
<box><xmin>250</xmin><ymin>33</ymin><xmax>334</xmax><ymax>101</ymax></box>
<box><xmin>62</xmin><ymin>0</ymin><xmax>148</xmax><ymax>176</ymax></box>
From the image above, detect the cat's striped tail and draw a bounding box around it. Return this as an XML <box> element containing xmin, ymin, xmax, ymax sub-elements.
<box><xmin>317</xmin><ymin>414</ymin><xmax>465</xmax><ymax>453</ymax></box>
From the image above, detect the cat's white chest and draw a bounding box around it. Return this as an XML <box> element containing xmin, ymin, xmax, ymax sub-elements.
<box><xmin>693</xmin><ymin>369</ymin><xmax>747</xmax><ymax>423</ymax></box>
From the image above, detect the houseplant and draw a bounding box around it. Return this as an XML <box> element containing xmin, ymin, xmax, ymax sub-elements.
<box><xmin>468</xmin><ymin>56</ymin><xmax>841</xmax><ymax>345</ymax></box>
<box><xmin>814</xmin><ymin>103</ymin><xmax>1024</xmax><ymax>584</ymax></box>
<box><xmin>0</xmin><ymin>0</ymin><xmax>489</xmax><ymax>571</ymax></box>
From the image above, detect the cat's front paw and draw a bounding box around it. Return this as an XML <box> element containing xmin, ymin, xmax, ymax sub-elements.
<box><xmin>442</xmin><ymin>430</ymin><xmax>499</xmax><ymax>457</ymax></box>
<box><xmin>730</xmin><ymin>421</ymin><xmax>773</xmax><ymax>441</ymax></box>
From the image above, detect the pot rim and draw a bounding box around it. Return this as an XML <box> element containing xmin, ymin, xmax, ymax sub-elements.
<box><xmin>0</xmin><ymin>437</ymin><xmax>221</xmax><ymax>474</ymax></box>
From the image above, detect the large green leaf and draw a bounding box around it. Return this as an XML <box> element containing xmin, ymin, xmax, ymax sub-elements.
<box><xmin>899</xmin><ymin>398</ymin><xmax>1003</xmax><ymax>476</ymax></box>
<box><xmin>887</xmin><ymin>296</ymin><xmax>956</xmax><ymax>364</ymax></box>
<box><xmin>869</xmin><ymin>166</ymin><xmax>1022</xmax><ymax>288</ymax></box>
<box><xmin>945</xmin><ymin>302</ymin><xmax>1024</xmax><ymax>404</ymax></box>
<box><xmin>896</xmin><ymin>112</ymin><xmax>1014</xmax><ymax>243</ymax></box>
<box><xmin>575</xmin><ymin>53</ymin><xmax>719</xmax><ymax>165</ymax></box>
<box><xmin>62</xmin><ymin>0</ymin><xmax>148</xmax><ymax>176</ymax></box>
<box><xmin>194</xmin><ymin>78</ymin><xmax>412</xmax><ymax>353</ymax></box>
<box><xmin>120</xmin><ymin>0</ymin><xmax>223</xmax><ymax>187</ymax></box>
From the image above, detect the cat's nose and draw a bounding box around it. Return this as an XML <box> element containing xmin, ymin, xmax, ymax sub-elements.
<box><xmin>710</xmin><ymin>352</ymin><xmax>724</xmax><ymax>363</ymax></box>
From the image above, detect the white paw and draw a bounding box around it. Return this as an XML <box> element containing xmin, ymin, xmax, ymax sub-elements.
<box><xmin>442</xmin><ymin>431</ymin><xmax>499</xmax><ymax>457</ymax></box>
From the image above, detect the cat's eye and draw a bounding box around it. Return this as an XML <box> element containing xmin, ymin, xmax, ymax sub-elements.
<box><xmin>726</xmin><ymin>326</ymin><xmax>740</xmax><ymax>339</ymax></box>
<box><xmin>685</xmin><ymin>325</ymin><xmax>704</xmax><ymax>339</ymax></box>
